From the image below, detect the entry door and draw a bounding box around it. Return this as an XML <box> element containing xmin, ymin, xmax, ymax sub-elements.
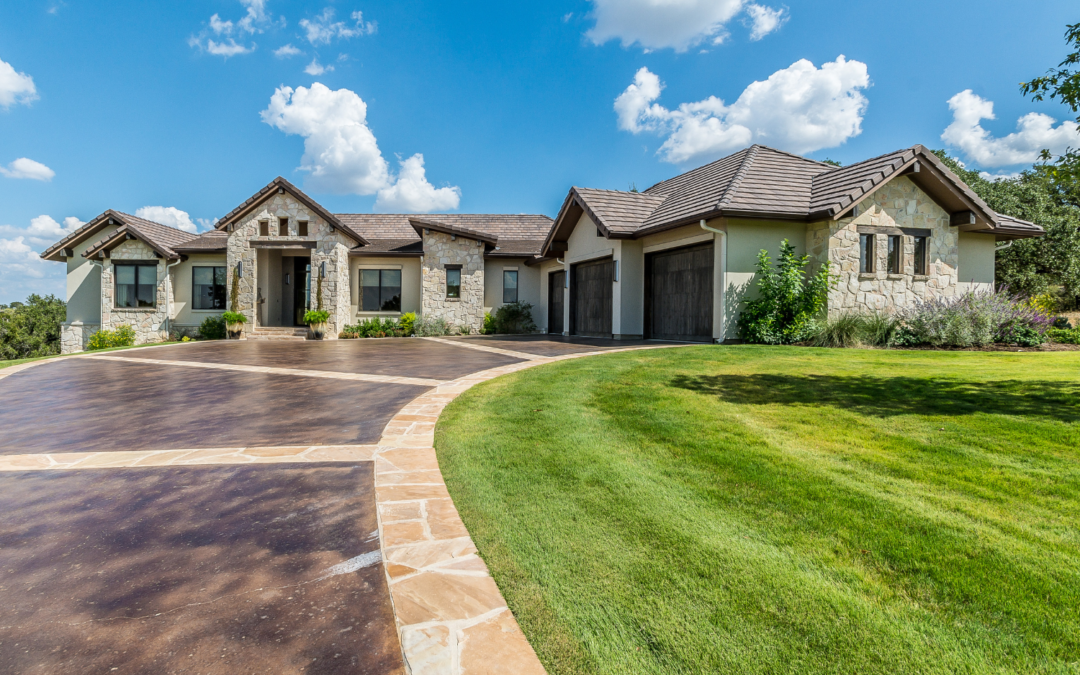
<box><xmin>571</xmin><ymin>258</ymin><xmax>613</xmax><ymax>338</ymax></box>
<box><xmin>645</xmin><ymin>243</ymin><xmax>713</xmax><ymax>341</ymax></box>
<box><xmin>293</xmin><ymin>258</ymin><xmax>311</xmax><ymax>326</ymax></box>
<box><xmin>549</xmin><ymin>271</ymin><xmax>565</xmax><ymax>334</ymax></box>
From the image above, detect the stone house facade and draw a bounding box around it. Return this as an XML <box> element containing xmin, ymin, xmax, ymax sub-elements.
<box><xmin>420</xmin><ymin>229</ymin><xmax>487</xmax><ymax>334</ymax></box>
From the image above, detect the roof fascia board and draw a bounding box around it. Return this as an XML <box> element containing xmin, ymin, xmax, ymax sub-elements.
<box><xmin>217</xmin><ymin>180</ymin><xmax>369</xmax><ymax>246</ymax></box>
<box><xmin>540</xmin><ymin>189</ymin><xmax>584</xmax><ymax>256</ymax></box>
<box><xmin>408</xmin><ymin>217</ymin><xmax>499</xmax><ymax>245</ymax></box>
<box><xmin>83</xmin><ymin>223</ymin><xmax>179</xmax><ymax>260</ymax></box>
<box><xmin>40</xmin><ymin>210</ymin><xmax>122</xmax><ymax>261</ymax></box>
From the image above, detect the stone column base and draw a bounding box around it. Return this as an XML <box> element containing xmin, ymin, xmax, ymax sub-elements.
<box><xmin>61</xmin><ymin>322</ymin><xmax>100</xmax><ymax>354</ymax></box>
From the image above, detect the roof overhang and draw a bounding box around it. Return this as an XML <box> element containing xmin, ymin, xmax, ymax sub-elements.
<box><xmin>82</xmin><ymin>222</ymin><xmax>181</xmax><ymax>261</ymax></box>
<box><xmin>40</xmin><ymin>210</ymin><xmax>126</xmax><ymax>262</ymax></box>
<box><xmin>541</xmin><ymin>187</ymin><xmax>639</xmax><ymax>257</ymax></box>
<box><xmin>215</xmin><ymin>177</ymin><xmax>370</xmax><ymax>246</ymax></box>
<box><xmin>409</xmin><ymin>217</ymin><xmax>498</xmax><ymax>245</ymax></box>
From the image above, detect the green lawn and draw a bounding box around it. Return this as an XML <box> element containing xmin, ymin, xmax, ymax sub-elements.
<box><xmin>435</xmin><ymin>346</ymin><xmax>1080</xmax><ymax>675</ymax></box>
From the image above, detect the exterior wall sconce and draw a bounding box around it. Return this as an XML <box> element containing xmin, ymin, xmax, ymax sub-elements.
<box><xmin>237</xmin><ymin>260</ymin><xmax>243</xmax><ymax>277</ymax></box>
<box><xmin>614</xmin><ymin>259</ymin><xmax>620</xmax><ymax>282</ymax></box>
<box><xmin>320</xmin><ymin>261</ymin><xmax>326</xmax><ymax>278</ymax></box>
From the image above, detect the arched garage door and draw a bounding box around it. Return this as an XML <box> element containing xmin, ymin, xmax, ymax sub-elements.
<box><xmin>645</xmin><ymin>243</ymin><xmax>713</xmax><ymax>341</ymax></box>
<box><xmin>571</xmin><ymin>258</ymin><xmax>613</xmax><ymax>338</ymax></box>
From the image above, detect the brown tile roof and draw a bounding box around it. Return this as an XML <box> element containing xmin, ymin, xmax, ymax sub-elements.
<box><xmin>994</xmin><ymin>214</ymin><xmax>1045</xmax><ymax>238</ymax></box>
<box><xmin>349</xmin><ymin>239</ymin><xmax>424</xmax><ymax>257</ymax></box>
<box><xmin>337</xmin><ymin>214</ymin><xmax>553</xmax><ymax>257</ymax></box>
<box><xmin>79</xmin><ymin>211</ymin><xmax>195</xmax><ymax>260</ymax></box>
<box><xmin>486</xmin><ymin>239</ymin><xmax>547</xmax><ymax>258</ymax></box>
<box><xmin>173</xmin><ymin>229</ymin><xmax>228</xmax><ymax>253</ymax></box>
<box><xmin>572</xmin><ymin>188</ymin><xmax>668</xmax><ymax>236</ymax></box>
<box><xmin>409</xmin><ymin>217</ymin><xmax>499</xmax><ymax>245</ymax></box>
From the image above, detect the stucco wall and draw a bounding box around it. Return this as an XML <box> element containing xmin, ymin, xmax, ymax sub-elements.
<box><xmin>99</xmin><ymin>240</ymin><xmax>170</xmax><ymax>345</ymax></box>
<box><xmin>171</xmin><ymin>254</ymin><xmax>228</xmax><ymax>329</ymax></box>
<box><xmin>483</xmin><ymin>258</ymin><xmax>541</xmax><ymax>322</ymax></box>
<box><xmin>724</xmin><ymin>219</ymin><xmax>808</xmax><ymax>333</ymax></box>
<box><xmin>350</xmin><ymin>256</ymin><xmax>422</xmax><ymax>321</ymax></box>
<box><xmin>420</xmin><ymin>230</ymin><xmax>485</xmax><ymax>333</ymax></box>
<box><xmin>65</xmin><ymin>223</ymin><xmax>119</xmax><ymax>324</ymax></box>
<box><xmin>958</xmin><ymin>231</ymin><xmax>996</xmax><ymax>292</ymax></box>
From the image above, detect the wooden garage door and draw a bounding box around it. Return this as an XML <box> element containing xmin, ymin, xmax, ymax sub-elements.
<box><xmin>646</xmin><ymin>243</ymin><xmax>713</xmax><ymax>341</ymax></box>
<box><xmin>571</xmin><ymin>258</ymin><xmax>613</xmax><ymax>338</ymax></box>
<box><xmin>548</xmin><ymin>271</ymin><xmax>565</xmax><ymax>335</ymax></box>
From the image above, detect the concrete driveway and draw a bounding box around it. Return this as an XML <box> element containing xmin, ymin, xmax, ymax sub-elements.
<box><xmin>0</xmin><ymin>335</ymin><xmax>655</xmax><ymax>674</ymax></box>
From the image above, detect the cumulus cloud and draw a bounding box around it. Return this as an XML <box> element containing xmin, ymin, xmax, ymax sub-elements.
<box><xmin>586</xmin><ymin>0</ymin><xmax>786</xmax><ymax>52</ymax></box>
<box><xmin>261</xmin><ymin>83</ymin><xmax>460</xmax><ymax>212</ymax></box>
<box><xmin>0</xmin><ymin>215</ymin><xmax>84</xmax><ymax>302</ymax></box>
<box><xmin>135</xmin><ymin>206</ymin><xmax>199</xmax><ymax>233</ymax></box>
<box><xmin>190</xmin><ymin>0</ymin><xmax>276</xmax><ymax>56</ymax></box>
<box><xmin>300</xmin><ymin>8</ymin><xmax>376</xmax><ymax>45</ymax></box>
<box><xmin>375</xmin><ymin>155</ymin><xmax>461</xmax><ymax>213</ymax></box>
<box><xmin>615</xmin><ymin>56</ymin><xmax>870</xmax><ymax>164</ymax></box>
<box><xmin>0</xmin><ymin>157</ymin><xmax>54</xmax><ymax>181</ymax></box>
<box><xmin>745</xmin><ymin>3</ymin><xmax>786</xmax><ymax>40</ymax></box>
<box><xmin>941</xmin><ymin>89</ymin><xmax>1080</xmax><ymax>168</ymax></box>
<box><xmin>304</xmin><ymin>59</ymin><xmax>333</xmax><ymax>76</ymax></box>
<box><xmin>274</xmin><ymin>43</ymin><xmax>302</xmax><ymax>58</ymax></box>
<box><xmin>0</xmin><ymin>58</ymin><xmax>38</xmax><ymax>109</ymax></box>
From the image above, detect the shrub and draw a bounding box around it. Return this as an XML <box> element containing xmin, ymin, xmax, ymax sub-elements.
<box><xmin>414</xmin><ymin>316</ymin><xmax>452</xmax><ymax>337</ymax></box>
<box><xmin>399</xmin><ymin>312</ymin><xmax>417</xmax><ymax>336</ymax></box>
<box><xmin>221</xmin><ymin>310</ymin><xmax>247</xmax><ymax>325</ymax></box>
<box><xmin>1051</xmin><ymin>316</ymin><xmax>1073</xmax><ymax>329</ymax></box>
<box><xmin>303</xmin><ymin>309</ymin><xmax>330</xmax><ymax>325</ymax></box>
<box><xmin>198</xmin><ymin>316</ymin><xmax>227</xmax><ymax>340</ymax></box>
<box><xmin>738</xmin><ymin>240</ymin><xmax>832</xmax><ymax>345</ymax></box>
<box><xmin>899</xmin><ymin>289</ymin><xmax>1051</xmax><ymax>347</ymax></box>
<box><xmin>341</xmin><ymin>317</ymin><xmax>400</xmax><ymax>338</ymax></box>
<box><xmin>862</xmin><ymin>313</ymin><xmax>901</xmax><ymax>347</ymax></box>
<box><xmin>892</xmin><ymin>326</ymin><xmax>923</xmax><ymax>347</ymax></box>
<box><xmin>810</xmin><ymin>314</ymin><xmax>867</xmax><ymax>348</ymax></box>
<box><xmin>493</xmin><ymin>302</ymin><xmax>536</xmax><ymax>334</ymax></box>
<box><xmin>1048</xmin><ymin>327</ymin><xmax>1080</xmax><ymax>344</ymax></box>
<box><xmin>481</xmin><ymin>312</ymin><xmax>496</xmax><ymax>335</ymax></box>
<box><xmin>1029</xmin><ymin>292</ymin><xmax>1058</xmax><ymax>314</ymax></box>
<box><xmin>87</xmin><ymin>325</ymin><xmax>136</xmax><ymax>350</ymax></box>
<box><xmin>0</xmin><ymin>294</ymin><xmax>66</xmax><ymax>360</ymax></box>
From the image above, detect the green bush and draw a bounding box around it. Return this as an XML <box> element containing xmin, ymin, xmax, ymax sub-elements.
<box><xmin>481</xmin><ymin>312</ymin><xmax>496</xmax><ymax>335</ymax></box>
<box><xmin>399</xmin><ymin>312</ymin><xmax>417</xmax><ymax>336</ymax></box>
<box><xmin>1048</xmin><ymin>327</ymin><xmax>1080</xmax><ymax>344</ymax></box>
<box><xmin>303</xmin><ymin>309</ymin><xmax>330</xmax><ymax>325</ymax></box>
<box><xmin>341</xmin><ymin>317</ymin><xmax>400</xmax><ymax>338</ymax></box>
<box><xmin>87</xmin><ymin>325</ymin><xmax>136</xmax><ymax>350</ymax></box>
<box><xmin>0</xmin><ymin>294</ymin><xmax>66</xmax><ymax>360</ymax></box>
<box><xmin>861</xmin><ymin>313</ymin><xmax>901</xmax><ymax>347</ymax></box>
<box><xmin>1051</xmin><ymin>316</ymin><xmax>1072</xmax><ymax>329</ymax></box>
<box><xmin>414</xmin><ymin>316</ymin><xmax>452</xmax><ymax>337</ymax></box>
<box><xmin>810</xmin><ymin>314</ymin><xmax>867</xmax><ymax>348</ymax></box>
<box><xmin>221</xmin><ymin>310</ymin><xmax>247</xmax><ymax>325</ymax></box>
<box><xmin>899</xmin><ymin>290</ymin><xmax>1051</xmax><ymax>347</ymax></box>
<box><xmin>198</xmin><ymin>316</ymin><xmax>227</xmax><ymax>340</ymax></box>
<box><xmin>738</xmin><ymin>240</ymin><xmax>832</xmax><ymax>345</ymax></box>
<box><xmin>493</xmin><ymin>302</ymin><xmax>536</xmax><ymax>334</ymax></box>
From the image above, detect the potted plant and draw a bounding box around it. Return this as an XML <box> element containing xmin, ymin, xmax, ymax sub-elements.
<box><xmin>221</xmin><ymin>311</ymin><xmax>247</xmax><ymax>340</ymax></box>
<box><xmin>304</xmin><ymin>309</ymin><xmax>331</xmax><ymax>340</ymax></box>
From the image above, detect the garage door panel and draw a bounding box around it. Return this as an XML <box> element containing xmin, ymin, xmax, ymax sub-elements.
<box><xmin>648</xmin><ymin>244</ymin><xmax>713</xmax><ymax>341</ymax></box>
<box><xmin>572</xmin><ymin>259</ymin><xmax>613</xmax><ymax>338</ymax></box>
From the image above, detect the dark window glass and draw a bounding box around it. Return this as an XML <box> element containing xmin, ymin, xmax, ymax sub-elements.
<box><xmin>913</xmin><ymin>236</ymin><xmax>927</xmax><ymax>275</ymax></box>
<box><xmin>446</xmin><ymin>268</ymin><xmax>461</xmax><ymax>299</ymax></box>
<box><xmin>361</xmin><ymin>269</ymin><xmax>402</xmax><ymax>312</ymax></box>
<box><xmin>193</xmin><ymin>266</ymin><xmax>227</xmax><ymax>310</ymax></box>
<box><xmin>888</xmin><ymin>235</ymin><xmax>901</xmax><ymax>274</ymax></box>
<box><xmin>859</xmin><ymin>234</ymin><xmax>875</xmax><ymax>273</ymax></box>
<box><xmin>503</xmin><ymin>270</ymin><xmax>518</xmax><ymax>303</ymax></box>
<box><xmin>115</xmin><ymin>263</ymin><xmax>157</xmax><ymax>308</ymax></box>
<box><xmin>279</xmin><ymin>218</ymin><xmax>289</xmax><ymax>236</ymax></box>
<box><xmin>298</xmin><ymin>221</ymin><xmax>308</xmax><ymax>236</ymax></box>
<box><xmin>259</xmin><ymin>220</ymin><xmax>269</xmax><ymax>236</ymax></box>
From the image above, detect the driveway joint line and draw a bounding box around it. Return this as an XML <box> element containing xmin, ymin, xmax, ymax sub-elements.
<box><xmin>421</xmin><ymin>337</ymin><xmax>548</xmax><ymax>361</ymax></box>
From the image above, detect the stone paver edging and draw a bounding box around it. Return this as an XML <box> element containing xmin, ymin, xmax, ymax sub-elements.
<box><xmin>370</xmin><ymin>342</ymin><xmax>682</xmax><ymax>674</ymax></box>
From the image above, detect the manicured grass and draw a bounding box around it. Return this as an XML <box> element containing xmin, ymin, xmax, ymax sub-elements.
<box><xmin>0</xmin><ymin>341</ymin><xmax>185</xmax><ymax>370</ymax></box>
<box><xmin>435</xmin><ymin>346</ymin><xmax>1080</xmax><ymax>675</ymax></box>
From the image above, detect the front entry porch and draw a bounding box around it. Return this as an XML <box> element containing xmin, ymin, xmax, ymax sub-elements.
<box><xmin>255</xmin><ymin>245</ymin><xmax>312</xmax><ymax>329</ymax></box>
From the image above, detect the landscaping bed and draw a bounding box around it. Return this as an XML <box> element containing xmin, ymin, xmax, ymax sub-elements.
<box><xmin>435</xmin><ymin>345</ymin><xmax>1080</xmax><ymax>675</ymax></box>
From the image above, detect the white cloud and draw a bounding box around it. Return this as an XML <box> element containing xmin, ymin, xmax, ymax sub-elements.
<box><xmin>375</xmin><ymin>155</ymin><xmax>461</xmax><ymax>213</ymax></box>
<box><xmin>0</xmin><ymin>58</ymin><xmax>38</xmax><ymax>109</ymax></box>
<box><xmin>979</xmin><ymin>171</ymin><xmax>1022</xmax><ymax>182</ymax></box>
<box><xmin>0</xmin><ymin>157</ymin><xmax>54</xmax><ymax>181</ymax></box>
<box><xmin>941</xmin><ymin>89</ymin><xmax>1080</xmax><ymax>168</ymax></box>
<box><xmin>587</xmin><ymin>0</ymin><xmax>786</xmax><ymax>52</ymax></box>
<box><xmin>209</xmin><ymin>14</ymin><xmax>234</xmax><ymax>35</ymax></box>
<box><xmin>300</xmin><ymin>8</ymin><xmax>376</xmax><ymax>45</ymax></box>
<box><xmin>205</xmin><ymin>39</ymin><xmax>254</xmax><ymax>57</ymax></box>
<box><xmin>745</xmin><ymin>4</ymin><xmax>786</xmax><ymax>40</ymax></box>
<box><xmin>191</xmin><ymin>0</ymin><xmax>276</xmax><ymax>56</ymax></box>
<box><xmin>260</xmin><ymin>83</ymin><xmax>460</xmax><ymax>211</ymax></box>
<box><xmin>304</xmin><ymin>59</ymin><xmax>333</xmax><ymax>76</ymax></box>
<box><xmin>274</xmin><ymin>43</ymin><xmax>302</xmax><ymax>57</ymax></box>
<box><xmin>615</xmin><ymin>56</ymin><xmax>870</xmax><ymax>164</ymax></box>
<box><xmin>135</xmin><ymin>206</ymin><xmax>199</xmax><ymax>234</ymax></box>
<box><xmin>0</xmin><ymin>215</ymin><xmax>84</xmax><ymax>302</ymax></box>
<box><xmin>237</xmin><ymin>0</ymin><xmax>270</xmax><ymax>33</ymax></box>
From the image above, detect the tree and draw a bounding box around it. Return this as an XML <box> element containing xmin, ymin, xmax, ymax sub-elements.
<box><xmin>1021</xmin><ymin>22</ymin><xmax>1080</xmax><ymax>188</ymax></box>
<box><xmin>934</xmin><ymin>150</ymin><xmax>1080</xmax><ymax>306</ymax></box>
<box><xmin>0</xmin><ymin>294</ymin><xmax>67</xmax><ymax>360</ymax></box>
<box><xmin>738</xmin><ymin>240</ymin><xmax>832</xmax><ymax>344</ymax></box>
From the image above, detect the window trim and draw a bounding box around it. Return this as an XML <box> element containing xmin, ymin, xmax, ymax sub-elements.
<box><xmin>359</xmin><ymin>268</ymin><xmax>402</xmax><ymax>312</ymax></box>
<box><xmin>192</xmin><ymin>265</ymin><xmax>227</xmax><ymax>311</ymax></box>
<box><xmin>445</xmin><ymin>265</ymin><xmax>462</xmax><ymax>299</ymax></box>
<box><xmin>258</xmin><ymin>220</ymin><xmax>269</xmax><ymax>237</ymax></box>
<box><xmin>114</xmin><ymin>261</ymin><xmax>159</xmax><ymax>309</ymax></box>
<box><xmin>298</xmin><ymin>220</ymin><xmax>308</xmax><ymax>237</ymax></box>
<box><xmin>278</xmin><ymin>217</ymin><xmax>289</xmax><ymax>236</ymax></box>
<box><xmin>859</xmin><ymin>233</ymin><xmax>875</xmax><ymax>274</ymax></box>
<box><xmin>887</xmin><ymin>235</ymin><xmax>902</xmax><ymax>274</ymax></box>
<box><xmin>502</xmin><ymin>269</ymin><xmax>519</xmax><ymax>304</ymax></box>
<box><xmin>913</xmin><ymin>236</ymin><xmax>928</xmax><ymax>276</ymax></box>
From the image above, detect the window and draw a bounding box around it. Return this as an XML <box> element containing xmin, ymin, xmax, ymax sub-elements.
<box><xmin>278</xmin><ymin>217</ymin><xmax>289</xmax><ymax>236</ymax></box>
<box><xmin>115</xmin><ymin>263</ymin><xmax>157</xmax><ymax>308</ymax></box>
<box><xmin>193</xmin><ymin>266</ymin><xmax>226</xmax><ymax>310</ymax></box>
<box><xmin>298</xmin><ymin>221</ymin><xmax>308</xmax><ymax>236</ymax></box>
<box><xmin>913</xmin><ymin>236</ymin><xmax>927</xmax><ymax>275</ymax></box>
<box><xmin>503</xmin><ymin>270</ymin><xmax>518</xmax><ymax>303</ymax></box>
<box><xmin>859</xmin><ymin>234</ymin><xmax>875</xmax><ymax>273</ymax></box>
<box><xmin>259</xmin><ymin>220</ymin><xmax>269</xmax><ymax>236</ymax></box>
<box><xmin>360</xmin><ymin>269</ymin><xmax>402</xmax><ymax>311</ymax></box>
<box><xmin>887</xmin><ymin>235</ymin><xmax>902</xmax><ymax>274</ymax></box>
<box><xmin>446</xmin><ymin>267</ymin><xmax>461</xmax><ymax>299</ymax></box>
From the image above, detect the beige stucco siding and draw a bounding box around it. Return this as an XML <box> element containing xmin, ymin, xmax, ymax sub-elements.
<box><xmin>958</xmin><ymin>231</ymin><xmax>996</xmax><ymax>292</ymax></box>
<box><xmin>725</xmin><ymin>219</ymin><xmax>808</xmax><ymax>333</ymax></box>
<box><xmin>350</xmin><ymin>256</ymin><xmax>422</xmax><ymax>321</ymax></box>
<box><xmin>65</xmin><ymin>224</ymin><xmax>119</xmax><ymax>324</ymax></box>
<box><xmin>484</xmin><ymin>258</ymin><xmax>541</xmax><ymax>321</ymax></box>
<box><xmin>171</xmin><ymin>254</ymin><xmax>228</xmax><ymax>328</ymax></box>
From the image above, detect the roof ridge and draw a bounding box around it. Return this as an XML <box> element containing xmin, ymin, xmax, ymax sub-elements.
<box><xmin>752</xmin><ymin>144</ymin><xmax>837</xmax><ymax>169</ymax></box>
<box><xmin>336</xmin><ymin>212</ymin><xmax>553</xmax><ymax>217</ymax></box>
<box><xmin>716</xmin><ymin>145</ymin><xmax>760</xmax><ymax>208</ymax></box>
<box><xmin>113</xmin><ymin>211</ymin><xmax>191</xmax><ymax>236</ymax></box>
<box><xmin>821</xmin><ymin>146</ymin><xmax>918</xmax><ymax>176</ymax></box>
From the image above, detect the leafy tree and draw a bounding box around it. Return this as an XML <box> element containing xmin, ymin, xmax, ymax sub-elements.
<box><xmin>1021</xmin><ymin>22</ymin><xmax>1080</xmax><ymax>188</ymax></box>
<box><xmin>739</xmin><ymin>240</ymin><xmax>832</xmax><ymax>344</ymax></box>
<box><xmin>933</xmin><ymin>150</ymin><xmax>1080</xmax><ymax>305</ymax></box>
<box><xmin>0</xmin><ymin>294</ymin><xmax>67</xmax><ymax>360</ymax></box>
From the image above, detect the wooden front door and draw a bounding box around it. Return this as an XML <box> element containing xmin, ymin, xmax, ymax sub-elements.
<box><xmin>571</xmin><ymin>258</ymin><xmax>613</xmax><ymax>338</ymax></box>
<box><xmin>645</xmin><ymin>243</ymin><xmax>713</xmax><ymax>341</ymax></box>
<box><xmin>548</xmin><ymin>271</ymin><xmax>565</xmax><ymax>335</ymax></box>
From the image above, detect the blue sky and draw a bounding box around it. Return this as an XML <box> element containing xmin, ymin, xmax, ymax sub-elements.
<box><xmin>0</xmin><ymin>0</ymin><xmax>1077</xmax><ymax>303</ymax></box>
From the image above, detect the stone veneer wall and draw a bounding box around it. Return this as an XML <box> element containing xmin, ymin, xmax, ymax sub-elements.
<box><xmin>60</xmin><ymin>322</ymin><xmax>100</xmax><ymax>354</ymax></box>
<box><xmin>99</xmin><ymin>240</ymin><xmax>170</xmax><ymax>344</ymax></box>
<box><xmin>420</xmin><ymin>230</ymin><xmax>485</xmax><ymax>333</ymax></box>
<box><xmin>226</xmin><ymin>193</ymin><xmax>354</xmax><ymax>337</ymax></box>
<box><xmin>808</xmin><ymin>176</ymin><xmax>958</xmax><ymax>317</ymax></box>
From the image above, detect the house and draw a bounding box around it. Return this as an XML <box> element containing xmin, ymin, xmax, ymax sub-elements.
<box><xmin>42</xmin><ymin>144</ymin><xmax>1043</xmax><ymax>353</ymax></box>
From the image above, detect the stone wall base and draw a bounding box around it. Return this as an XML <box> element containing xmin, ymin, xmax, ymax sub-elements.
<box><xmin>60</xmin><ymin>322</ymin><xmax>100</xmax><ymax>354</ymax></box>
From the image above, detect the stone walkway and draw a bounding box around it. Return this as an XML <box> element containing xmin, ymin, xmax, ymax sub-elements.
<box><xmin>0</xmin><ymin>338</ymin><xmax>684</xmax><ymax>673</ymax></box>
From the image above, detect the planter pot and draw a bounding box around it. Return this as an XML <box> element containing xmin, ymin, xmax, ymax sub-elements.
<box><xmin>308</xmin><ymin>323</ymin><xmax>327</xmax><ymax>340</ymax></box>
<box><xmin>226</xmin><ymin>323</ymin><xmax>244</xmax><ymax>340</ymax></box>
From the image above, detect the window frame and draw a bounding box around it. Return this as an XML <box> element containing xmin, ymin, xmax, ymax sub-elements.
<box><xmin>859</xmin><ymin>233</ymin><xmax>875</xmax><ymax>274</ymax></box>
<box><xmin>114</xmin><ymin>262</ymin><xmax>159</xmax><ymax>309</ymax></box>
<box><xmin>192</xmin><ymin>266</ymin><xmax>227</xmax><ymax>311</ymax></box>
<box><xmin>298</xmin><ymin>220</ymin><xmax>308</xmax><ymax>237</ymax></box>
<box><xmin>913</xmin><ymin>236</ymin><xmax>928</xmax><ymax>276</ymax></box>
<box><xmin>503</xmin><ymin>269</ymin><xmax>518</xmax><ymax>304</ymax></box>
<box><xmin>445</xmin><ymin>265</ymin><xmax>462</xmax><ymax>299</ymax></box>
<box><xmin>258</xmin><ymin>220</ymin><xmax>269</xmax><ymax>237</ymax></box>
<box><xmin>278</xmin><ymin>217</ymin><xmax>289</xmax><ymax>236</ymax></box>
<box><xmin>359</xmin><ymin>268</ymin><xmax>402</xmax><ymax>312</ymax></box>
<box><xmin>887</xmin><ymin>235</ymin><xmax>902</xmax><ymax>274</ymax></box>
